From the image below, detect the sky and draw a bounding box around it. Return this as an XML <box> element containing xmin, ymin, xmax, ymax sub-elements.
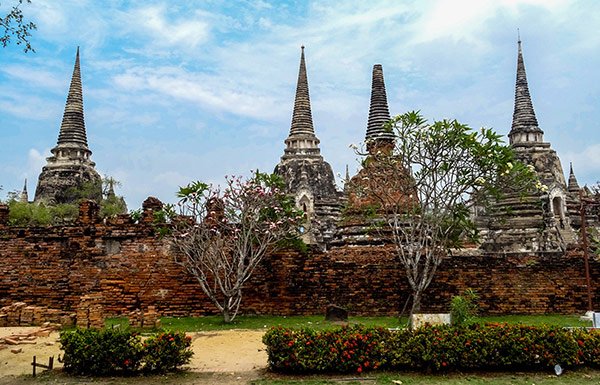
<box><xmin>1</xmin><ymin>0</ymin><xmax>599</xmax><ymax>210</ymax></box>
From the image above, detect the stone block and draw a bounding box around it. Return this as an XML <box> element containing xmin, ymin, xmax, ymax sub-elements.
<box><xmin>411</xmin><ymin>313</ymin><xmax>451</xmax><ymax>329</ymax></box>
<box><xmin>325</xmin><ymin>304</ymin><xmax>348</xmax><ymax>322</ymax></box>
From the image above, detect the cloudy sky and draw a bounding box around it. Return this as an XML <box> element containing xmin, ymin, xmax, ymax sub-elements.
<box><xmin>1</xmin><ymin>0</ymin><xmax>599</xmax><ymax>209</ymax></box>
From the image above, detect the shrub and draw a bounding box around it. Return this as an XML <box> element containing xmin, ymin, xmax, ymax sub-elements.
<box><xmin>60</xmin><ymin>328</ymin><xmax>143</xmax><ymax>375</ymax></box>
<box><xmin>450</xmin><ymin>289</ymin><xmax>479</xmax><ymax>326</ymax></box>
<box><xmin>264</xmin><ymin>323</ymin><xmax>600</xmax><ymax>374</ymax></box>
<box><xmin>263</xmin><ymin>325</ymin><xmax>390</xmax><ymax>373</ymax></box>
<box><xmin>142</xmin><ymin>331</ymin><xmax>194</xmax><ymax>373</ymax></box>
<box><xmin>60</xmin><ymin>328</ymin><xmax>194</xmax><ymax>375</ymax></box>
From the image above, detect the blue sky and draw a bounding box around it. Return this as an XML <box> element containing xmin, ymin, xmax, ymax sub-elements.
<box><xmin>1</xmin><ymin>0</ymin><xmax>599</xmax><ymax>209</ymax></box>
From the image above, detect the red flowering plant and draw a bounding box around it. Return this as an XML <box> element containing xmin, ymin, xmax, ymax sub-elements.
<box><xmin>142</xmin><ymin>331</ymin><xmax>194</xmax><ymax>373</ymax></box>
<box><xmin>263</xmin><ymin>323</ymin><xmax>600</xmax><ymax>374</ymax></box>
<box><xmin>263</xmin><ymin>325</ymin><xmax>390</xmax><ymax>373</ymax></box>
<box><xmin>60</xmin><ymin>329</ymin><xmax>193</xmax><ymax>375</ymax></box>
<box><xmin>60</xmin><ymin>328</ymin><xmax>143</xmax><ymax>375</ymax></box>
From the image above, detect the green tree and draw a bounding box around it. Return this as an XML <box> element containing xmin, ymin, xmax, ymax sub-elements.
<box><xmin>352</xmin><ymin>111</ymin><xmax>536</xmax><ymax>319</ymax></box>
<box><xmin>166</xmin><ymin>172</ymin><xmax>304</xmax><ymax>323</ymax></box>
<box><xmin>1</xmin><ymin>0</ymin><xmax>36</xmax><ymax>52</ymax></box>
<box><xmin>100</xmin><ymin>176</ymin><xmax>127</xmax><ymax>217</ymax></box>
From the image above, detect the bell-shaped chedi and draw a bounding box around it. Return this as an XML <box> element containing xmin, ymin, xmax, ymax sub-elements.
<box><xmin>336</xmin><ymin>65</ymin><xmax>417</xmax><ymax>246</ymax></box>
<box><xmin>274</xmin><ymin>46</ymin><xmax>342</xmax><ymax>247</ymax></box>
<box><xmin>34</xmin><ymin>48</ymin><xmax>102</xmax><ymax>205</ymax></box>
<box><xmin>478</xmin><ymin>38</ymin><xmax>577</xmax><ymax>252</ymax></box>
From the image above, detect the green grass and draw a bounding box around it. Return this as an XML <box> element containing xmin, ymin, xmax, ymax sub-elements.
<box><xmin>15</xmin><ymin>369</ymin><xmax>600</xmax><ymax>384</ymax></box>
<box><xmin>252</xmin><ymin>369</ymin><xmax>600</xmax><ymax>384</ymax></box>
<box><xmin>104</xmin><ymin>314</ymin><xmax>592</xmax><ymax>333</ymax></box>
<box><xmin>480</xmin><ymin>314</ymin><xmax>591</xmax><ymax>328</ymax></box>
<box><xmin>105</xmin><ymin>315</ymin><xmax>408</xmax><ymax>332</ymax></box>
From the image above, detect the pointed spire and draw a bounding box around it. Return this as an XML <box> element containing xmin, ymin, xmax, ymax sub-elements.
<box><xmin>57</xmin><ymin>47</ymin><xmax>89</xmax><ymax>148</ymax></box>
<box><xmin>509</xmin><ymin>36</ymin><xmax>544</xmax><ymax>145</ymax></box>
<box><xmin>289</xmin><ymin>45</ymin><xmax>315</xmax><ymax>137</ymax></box>
<box><xmin>568</xmin><ymin>162</ymin><xmax>581</xmax><ymax>193</ymax></box>
<box><xmin>365</xmin><ymin>64</ymin><xmax>394</xmax><ymax>144</ymax></box>
<box><xmin>282</xmin><ymin>46</ymin><xmax>321</xmax><ymax>158</ymax></box>
<box><xmin>20</xmin><ymin>178</ymin><xmax>28</xmax><ymax>203</ymax></box>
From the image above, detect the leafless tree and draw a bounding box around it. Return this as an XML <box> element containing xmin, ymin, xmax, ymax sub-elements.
<box><xmin>167</xmin><ymin>172</ymin><xmax>303</xmax><ymax>323</ymax></box>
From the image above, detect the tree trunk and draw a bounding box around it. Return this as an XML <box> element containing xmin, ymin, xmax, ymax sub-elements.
<box><xmin>222</xmin><ymin>309</ymin><xmax>232</xmax><ymax>323</ymax></box>
<box><xmin>408</xmin><ymin>290</ymin><xmax>422</xmax><ymax>328</ymax></box>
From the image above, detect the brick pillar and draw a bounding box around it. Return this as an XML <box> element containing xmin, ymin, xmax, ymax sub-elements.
<box><xmin>141</xmin><ymin>196</ymin><xmax>163</xmax><ymax>224</ymax></box>
<box><xmin>0</xmin><ymin>204</ymin><xmax>9</xmax><ymax>226</ymax></box>
<box><xmin>76</xmin><ymin>295</ymin><xmax>104</xmax><ymax>329</ymax></box>
<box><xmin>77</xmin><ymin>200</ymin><xmax>100</xmax><ymax>224</ymax></box>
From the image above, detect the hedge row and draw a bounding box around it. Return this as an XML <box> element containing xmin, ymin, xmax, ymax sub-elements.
<box><xmin>60</xmin><ymin>328</ymin><xmax>193</xmax><ymax>375</ymax></box>
<box><xmin>263</xmin><ymin>324</ymin><xmax>600</xmax><ymax>373</ymax></box>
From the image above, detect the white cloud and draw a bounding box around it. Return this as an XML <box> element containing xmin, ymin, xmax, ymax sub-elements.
<box><xmin>124</xmin><ymin>5</ymin><xmax>211</xmax><ymax>48</ymax></box>
<box><xmin>1</xmin><ymin>65</ymin><xmax>64</xmax><ymax>90</ymax></box>
<box><xmin>27</xmin><ymin>148</ymin><xmax>48</xmax><ymax>180</ymax></box>
<box><xmin>111</xmin><ymin>66</ymin><xmax>283</xmax><ymax>121</ymax></box>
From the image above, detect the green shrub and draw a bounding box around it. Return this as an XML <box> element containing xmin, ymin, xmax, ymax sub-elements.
<box><xmin>60</xmin><ymin>328</ymin><xmax>194</xmax><ymax>375</ymax></box>
<box><xmin>263</xmin><ymin>325</ymin><xmax>390</xmax><ymax>373</ymax></box>
<box><xmin>142</xmin><ymin>331</ymin><xmax>194</xmax><ymax>373</ymax></box>
<box><xmin>60</xmin><ymin>328</ymin><xmax>143</xmax><ymax>375</ymax></box>
<box><xmin>450</xmin><ymin>289</ymin><xmax>479</xmax><ymax>326</ymax></box>
<box><xmin>264</xmin><ymin>323</ymin><xmax>600</xmax><ymax>374</ymax></box>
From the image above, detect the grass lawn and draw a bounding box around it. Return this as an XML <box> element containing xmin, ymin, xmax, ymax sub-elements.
<box><xmin>105</xmin><ymin>313</ymin><xmax>591</xmax><ymax>332</ymax></box>
<box><xmin>252</xmin><ymin>369</ymin><xmax>600</xmax><ymax>384</ymax></box>
<box><xmin>7</xmin><ymin>369</ymin><xmax>600</xmax><ymax>385</ymax></box>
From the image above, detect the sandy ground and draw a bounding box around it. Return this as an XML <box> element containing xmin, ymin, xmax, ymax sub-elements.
<box><xmin>0</xmin><ymin>327</ymin><xmax>267</xmax><ymax>378</ymax></box>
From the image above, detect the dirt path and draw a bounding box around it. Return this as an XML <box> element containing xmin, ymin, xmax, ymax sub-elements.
<box><xmin>0</xmin><ymin>327</ymin><xmax>267</xmax><ymax>382</ymax></box>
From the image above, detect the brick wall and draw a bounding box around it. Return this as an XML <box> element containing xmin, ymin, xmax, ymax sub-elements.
<box><xmin>0</xmin><ymin>207</ymin><xmax>596</xmax><ymax>316</ymax></box>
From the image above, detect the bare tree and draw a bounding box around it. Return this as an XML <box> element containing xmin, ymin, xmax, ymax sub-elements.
<box><xmin>1</xmin><ymin>0</ymin><xmax>36</xmax><ymax>52</ymax></box>
<box><xmin>167</xmin><ymin>172</ymin><xmax>303</xmax><ymax>323</ymax></box>
<box><xmin>349</xmin><ymin>111</ymin><xmax>535</xmax><ymax>318</ymax></box>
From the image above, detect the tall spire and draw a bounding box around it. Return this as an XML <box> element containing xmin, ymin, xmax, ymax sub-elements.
<box><xmin>283</xmin><ymin>46</ymin><xmax>321</xmax><ymax>158</ymax></box>
<box><xmin>568</xmin><ymin>162</ymin><xmax>580</xmax><ymax>193</ymax></box>
<box><xmin>57</xmin><ymin>47</ymin><xmax>89</xmax><ymax>148</ymax></box>
<box><xmin>34</xmin><ymin>47</ymin><xmax>101</xmax><ymax>205</ymax></box>
<box><xmin>289</xmin><ymin>45</ymin><xmax>315</xmax><ymax>137</ymax></box>
<box><xmin>365</xmin><ymin>64</ymin><xmax>394</xmax><ymax>151</ymax></box>
<box><xmin>509</xmin><ymin>37</ymin><xmax>544</xmax><ymax>145</ymax></box>
<box><xmin>20</xmin><ymin>179</ymin><xmax>28</xmax><ymax>203</ymax></box>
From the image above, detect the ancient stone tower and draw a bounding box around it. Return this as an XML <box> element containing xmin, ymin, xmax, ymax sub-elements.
<box><xmin>34</xmin><ymin>48</ymin><xmax>102</xmax><ymax>205</ymax></box>
<box><xmin>274</xmin><ymin>47</ymin><xmax>342</xmax><ymax>247</ymax></box>
<box><xmin>364</xmin><ymin>64</ymin><xmax>395</xmax><ymax>154</ymax></box>
<box><xmin>479</xmin><ymin>39</ymin><xmax>577</xmax><ymax>252</ymax></box>
<box><xmin>334</xmin><ymin>64</ymin><xmax>416</xmax><ymax>246</ymax></box>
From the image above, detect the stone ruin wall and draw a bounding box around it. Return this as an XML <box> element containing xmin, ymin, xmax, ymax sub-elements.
<box><xmin>0</xmin><ymin>203</ymin><xmax>597</xmax><ymax>316</ymax></box>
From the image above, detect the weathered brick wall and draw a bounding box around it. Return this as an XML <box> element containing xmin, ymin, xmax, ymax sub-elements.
<box><xmin>0</xmin><ymin>215</ymin><xmax>597</xmax><ymax>316</ymax></box>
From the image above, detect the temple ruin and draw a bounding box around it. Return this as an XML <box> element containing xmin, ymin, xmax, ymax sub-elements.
<box><xmin>34</xmin><ymin>48</ymin><xmax>102</xmax><ymax>205</ymax></box>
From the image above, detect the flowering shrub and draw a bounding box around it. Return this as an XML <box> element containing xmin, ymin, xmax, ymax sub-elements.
<box><xmin>60</xmin><ymin>329</ymin><xmax>193</xmax><ymax>375</ymax></box>
<box><xmin>263</xmin><ymin>325</ymin><xmax>390</xmax><ymax>373</ymax></box>
<box><xmin>60</xmin><ymin>328</ymin><xmax>143</xmax><ymax>375</ymax></box>
<box><xmin>142</xmin><ymin>331</ymin><xmax>194</xmax><ymax>372</ymax></box>
<box><xmin>264</xmin><ymin>324</ymin><xmax>600</xmax><ymax>374</ymax></box>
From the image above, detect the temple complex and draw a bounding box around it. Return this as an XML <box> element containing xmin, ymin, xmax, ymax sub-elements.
<box><xmin>274</xmin><ymin>47</ymin><xmax>342</xmax><ymax>247</ymax></box>
<box><xmin>477</xmin><ymin>39</ymin><xmax>578</xmax><ymax>253</ymax></box>
<box><xmin>34</xmin><ymin>48</ymin><xmax>102</xmax><ymax>205</ymax></box>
